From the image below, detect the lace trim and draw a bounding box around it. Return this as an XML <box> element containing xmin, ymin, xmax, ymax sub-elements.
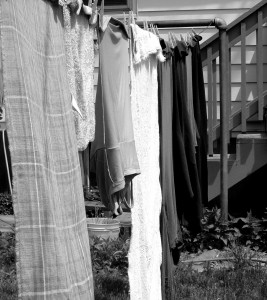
<box><xmin>130</xmin><ymin>24</ymin><xmax>166</xmax><ymax>64</ymax></box>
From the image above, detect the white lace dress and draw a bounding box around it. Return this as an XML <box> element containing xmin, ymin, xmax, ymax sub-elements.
<box><xmin>63</xmin><ymin>6</ymin><xmax>95</xmax><ymax>151</ymax></box>
<box><xmin>128</xmin><ymin>24</ymin><xmax>165</xmax><ymax>300</ymax></box>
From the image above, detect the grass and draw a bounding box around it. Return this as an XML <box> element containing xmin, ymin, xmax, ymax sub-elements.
<box><xmin>174</xmin><ymin>263</ymin><xmax>267</xmax><ymax>299</ymax></box>
<box><xmin>1</xmin><ymin>232</ymin><xmax>267</xmax><ymax>300</ymax></box>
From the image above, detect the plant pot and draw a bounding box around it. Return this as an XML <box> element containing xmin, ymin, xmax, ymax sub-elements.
<box><xmin>86</xmin><ymin>218</ymin><xmax>120</xmax><ymax>240</ymax></box>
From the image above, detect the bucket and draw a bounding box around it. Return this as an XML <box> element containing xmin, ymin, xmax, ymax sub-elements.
<box><xmin>86</xmin><ymin>218</ymin><xmax>120</xmax><ymax>240</ymax></box>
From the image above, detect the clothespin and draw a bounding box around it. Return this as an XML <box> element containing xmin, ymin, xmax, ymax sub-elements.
<box><xmin>171</xmin><ymin>32</ymin><xmax>178</xmax><ymax>45</ymax></box>
<box><xmin>131</xmin><ymin>11</ymin><xmax>135</xmax><ymax>24</ymax></box>
<box><xmin>123</xmin><ymin>12</ymin><xmax>127</xmax><ymax>25</ymax></box>
<box><xmin>168</xmin><ymin>32</ymin><xmax>174</xmax><ymax>48</ymax></box>
<box><xmin>98</xmin><ymin>0</ymin><xmax>104</xmax><ymax>28</ymax></box>
<box><xmin>155</xmin><ymin>25</ymin><xmax>160</xmax><ymax>37</ymax></box>
<box><xmin>180</xmin><ymin>33</ymin><xmax>188</xmax><ymax>46</ymax></box>
<box><xmin>192</xmin><ymin>28</ymin><xmax>198</xmax><ymax>36</ymax></box>
<box><xmin>89</xmin><ymin>0</ymin><xmax>99</xmax><ymax>26</ymax></box>
<box><xmin>145</xmin><ymin>21</ymin><xmax>149</xmax><ymax>31</ymax></box>
<box><xmin>83</xmin><ymin>0</ymin><xmax>92</xmax><ymax>16</ymax></box>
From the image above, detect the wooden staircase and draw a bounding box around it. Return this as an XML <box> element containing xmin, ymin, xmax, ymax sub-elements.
<box><xmin>200</xmin><ymin>0</ymin><xmax>267</xmax><ymax>205</ymax></box>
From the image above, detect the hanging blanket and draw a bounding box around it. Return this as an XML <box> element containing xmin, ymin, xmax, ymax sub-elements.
<box><xmin>0</xmin><ymin>1</ymin><xmax>94</xmax><ymax>299</ymax></box>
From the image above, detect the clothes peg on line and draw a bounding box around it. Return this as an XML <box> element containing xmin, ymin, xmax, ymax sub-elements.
<box><xmin>123</xmin><ymin>12</ymin><xmax>127</xmax><ymax>25</ymax></box>
<box><xmin>155</xmin><ymin>25</ymin><xmax>160</xmax><ymax>37</ymax></box>
<box><xmin>88</xmin><ymin>0</ymin><xmax>99</xmax><ymax>26</ymax></box>
<box><xmin>191</xmin><ymin>28</ymin><xmax>198</xmax><ymax>36</ymax></box>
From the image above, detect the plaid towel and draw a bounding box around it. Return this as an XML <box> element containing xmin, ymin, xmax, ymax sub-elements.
<box><xmin>0</xmin><ymin>1</ymin><xmax>94</xmax><ymax>299</ymax></box>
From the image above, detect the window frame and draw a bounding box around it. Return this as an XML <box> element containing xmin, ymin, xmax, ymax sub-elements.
<box><xmin>104</xmin><ymin>0</ymin><xmax>137</xmax><ymax>14</ymax></box>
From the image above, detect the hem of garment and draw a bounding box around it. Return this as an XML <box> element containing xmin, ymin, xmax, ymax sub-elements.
<box><xmin>110</xmin><ymin>169</ymin><xmax>140</xmax><ymax>195</ymax></box>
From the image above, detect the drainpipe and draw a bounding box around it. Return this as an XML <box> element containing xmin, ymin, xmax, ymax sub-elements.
<box><xmin>215</xmin><ymin>17</ymin><xmax>228</xmax><ymax>222</ymax></box>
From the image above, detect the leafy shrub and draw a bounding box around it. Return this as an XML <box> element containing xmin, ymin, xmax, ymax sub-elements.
<box><xmin>0</xmin><ymin>232</ymin><xmax>15</xmax><ymax>269</ymax></box>
<box><xmin>90</xmin><ymin>235</ymin><xmax>129</xmax><ymax>277</ymax></box>
<box><xmin>182</xmin><ymin>207</ymin><xmax>267</xmax><ymax>253</ymax></box>
<box><xmin>0</xmin><ymin>194</ymin><xmax>13</xmax><ymax>215</ymax></box>
<box><xmin>90</xmin><ymin>235</ymin><xmax>130</xmax><ymax>298</ymax></box>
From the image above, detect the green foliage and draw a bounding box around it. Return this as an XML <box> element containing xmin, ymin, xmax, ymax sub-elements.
<box><xmin>0</xmin><ymin>232</ymin><xmax>16</xmax><ymax>270</ymax></box>
<box><xmin>174</xmin><ymin>262</ymin><xmax>267</xmax><ymax>299</ymax></box>
<box><xmin>182</xmin><ymin>207</ymin><xmax>267</xmax><ymax>253</ymax></box>
<box><xmin>90</xmin><ymin>235</ymin><xmax>130</xmax><ymax>299</ymax></box>
<box><xmin>90</xmin><ymin>235</ymin><xmax>129</xmax><ymax>277</ymax></box>
<box><xmin>0</xmin><ymin>194</ymin><xmax>13</xmax><ymax>215</ymax></box>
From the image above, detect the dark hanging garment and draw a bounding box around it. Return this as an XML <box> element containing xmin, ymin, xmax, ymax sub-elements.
<box><xmin>158</xmin><ymin>40</ymin><xmax>183</xmax><ymax>300</ymax></box>
<box><xmin>191</xmin><ymin>35</ymin><xmax>208</xmax><ymax>205</ymax></box>
<box><xmin>172</xmin><ymin>40</ymin><xmax>203</xmax><ymax>233</ymax></box>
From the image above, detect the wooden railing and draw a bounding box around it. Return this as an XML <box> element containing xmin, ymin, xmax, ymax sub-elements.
<box><xmin>201</xmin><ymin>0</ymin><xmax>267</xmax><ymax>220</ymax></box>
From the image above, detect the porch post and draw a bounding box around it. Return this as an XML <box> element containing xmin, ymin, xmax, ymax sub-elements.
<box><xmin>216</xmin><ymin>18</ymin><xmax>229</xmax><ymax>222</ymax></box>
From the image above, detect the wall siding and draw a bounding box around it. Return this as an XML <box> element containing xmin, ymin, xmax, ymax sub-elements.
<box><xmin>93</xmin><ymin>0</ymin><xmax>266</xmax><ymax>108</ymax></box>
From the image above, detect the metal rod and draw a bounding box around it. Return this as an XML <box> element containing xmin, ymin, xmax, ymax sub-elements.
<box><xmin>219</xmin><ymin>28</ymin><xmax>229</xmax><ymax>222</ymax></box>
<box><xmin>136</xmin><ymin>17</ymin><xmax>227</xmax><ymax>30</ymax></box>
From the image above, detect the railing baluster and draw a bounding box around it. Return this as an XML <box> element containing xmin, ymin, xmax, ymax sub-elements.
<box><xmin>241</xmin><ymin>22</ymin><xmax>247</xmax><ymax>132</ymax></box>
<box><xmin>212</xmin><ymin>59</ymin><xmax>217</xmax><ymax>129</ymax></box>
<box><xmin>208</xmin><ymin>47</ymin><xmax>213</xmax><ymax>155</ymax></box>
<box><xmin>257</xmin><ymin>10</ymin><xmax>263</xmax><ymax>120</ymax></box>
<box><xmin>228</xmin><ymin>45</ymin><xmax>232</xmax><ymax>141</ymax></box>
<box><xmin>226</xmin><ymin>35</ymin><xmax>230</xmax><ymax>143</ymax></box>
<box><xmin>219</xmin><ymin>26</ymin><xmax>229</xmax><ymax>222</ymax></box>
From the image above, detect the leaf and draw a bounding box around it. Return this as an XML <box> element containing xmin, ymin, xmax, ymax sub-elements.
<box><xmin>207</xmin><ymin>224</ymin><xmax>215</xmax><ymax>229</ymax></box>
<box><xmin>220</xmin><ymin>237</ymin><xmax>228</xmax><ymax>245</ymax></box>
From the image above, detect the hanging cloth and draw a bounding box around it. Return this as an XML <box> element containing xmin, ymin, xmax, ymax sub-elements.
<box><xmin>90</xmin><ymin>17</ymin><xmax>140</xmax><ymax>214</ymax></box>
<box><xmin>63</xmin><ymin>3</ymin><xmax>95</xmax><ymax>151</ymax></box>
<box><xmin>191</xmin><ymin>35</ymin><xmax>209</xmax><ymax>205</ymax></box>
<box><xmin>0</xmin><ymin>1</ymin><xmax>94</xmax><ymax>298</ymax></box>
<box><xmin>158</xmin><ymin>39</ymin><xmax>183</xmax><ymax>300</ymax></box>
<box><xmin>172</xmin><ymin>40</ymin><xmax>203</xmax><ymax>233</ymax></box>
<box><xmin>128</xmin><ymin>23</ymin><xmax>164</xmax><ymax>300</ymax></box>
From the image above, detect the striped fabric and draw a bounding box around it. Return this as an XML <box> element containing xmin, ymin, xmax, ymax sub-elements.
<box><xmin>0</xmin><ymin>1</ymin><xmax>94</xmax><ymax>299</ymax></box>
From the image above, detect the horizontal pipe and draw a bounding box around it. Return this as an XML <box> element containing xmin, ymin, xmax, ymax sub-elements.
<box><xmin>136</xmin><ymin>17</ymin><xmax>227</xmax><ymax>30</ymax></box>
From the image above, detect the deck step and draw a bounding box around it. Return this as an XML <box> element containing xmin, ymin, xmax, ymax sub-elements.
<box><xmin>208</xmin><ymin>133</ymin><xmax>267</xmax><ymax>201</ymax></box>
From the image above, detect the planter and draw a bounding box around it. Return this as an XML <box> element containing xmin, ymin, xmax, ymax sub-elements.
<box><xmin>86</xmin><ymin>218</ymin><xmax>120</xmax><ymax>240</ymax></box>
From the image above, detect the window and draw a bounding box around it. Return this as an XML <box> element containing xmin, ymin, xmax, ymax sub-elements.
<box><xmin>98</xmin><ymin>0</ymin><xmax>137</xmax><ymax>13</ymax></box>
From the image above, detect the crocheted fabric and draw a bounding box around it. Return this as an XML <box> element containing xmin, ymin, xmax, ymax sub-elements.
<box><xmin>131</xmin><ymin>24</ymin><xmax>165</xmax><ymax>65</ymax></box>
<box><xmin>128</xmin><ymin>24</ymin><xmax>163</xmax><ymax>300</ymax></box>
<box><xmin>63</xmin><ymin>5</ymin><xmax>95</xmax><ymax>151</ymax></box>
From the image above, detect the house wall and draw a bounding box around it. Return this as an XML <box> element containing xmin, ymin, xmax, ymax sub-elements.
<box><xmin>137</xmin><ymin>0</ymin><xmax>263</xmax><ymax>40</ymax></box>
<box><xmin>94</xmin><ymin>0</ymin><xmax>267</xmax><ymax>107</ymax></box>
<box><xmin>137</xmin><ymin>0</ymin><xmax>267</xmax><ymax>107</ymax></box>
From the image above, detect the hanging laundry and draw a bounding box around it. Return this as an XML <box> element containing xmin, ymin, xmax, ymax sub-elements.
<box><xmin>158</xmin><ymin>39</ymin><xmax>183</xmax><ymax>300</ymax></box>
<box><xmin>191</xmin><ymin>35</ymin><xmax>209</xmax><ymax>205</ymax></box>
<box><xmin>0</xmin><ymin>1</ymin><xmax>94</xmax><ymax>298</ymax></box>
<box><xmin>172</xmin><ymin>38</ymin><xmax>203</xmax><ymax>233</ymax></box>
<box><xmin>63</xmin><ymin>4</ymin><xmax>95</xmax><ymax>151</ymax></box>
<box><xmin>90</xmin><ymin>17</ymin><xmax>140</xmax><ymax>215</ymax></box>
<box><xmin>128</xmin><ymin>23</ymin><xmax>164</xmax><ymax>300</ymax></box>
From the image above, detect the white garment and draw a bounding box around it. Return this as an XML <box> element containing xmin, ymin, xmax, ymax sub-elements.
<box><xmin>63</xmin><ymin>6</ymin><xmax>95</xmax><ymax>151</ymax></box>
<box><xmin>128</xmin><ymin>24</ymin><xmax>163</xmax><ymax>300</ymax></box>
